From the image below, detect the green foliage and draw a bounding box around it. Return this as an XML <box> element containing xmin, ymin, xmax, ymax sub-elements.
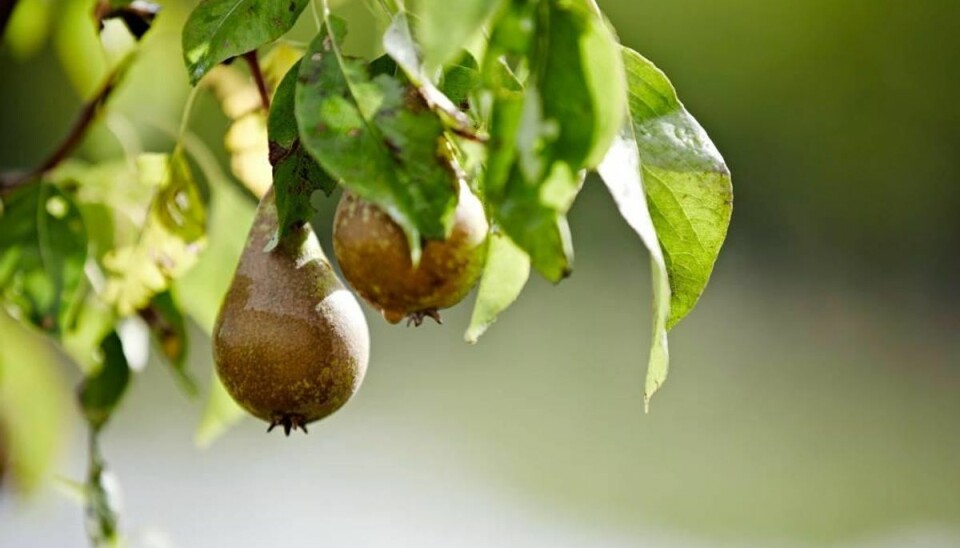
<box><xmin>79</xmin><ymin>332</ymin><xmax>131</xmax><ymax>431</ymax></box>
<box><xmin>482</xmin><ymin>0</ymin><xmax>626</xmax><ymax>281</ymax></box>
<box><xmin>408</xmin><ymin>0</ymin><xmax>501</xmax><ymax>70</ymax></box>
<box><xmin>465</xmin><ymin>232</ymin><xmax>530</xmax><ymax>343</ymax></box>
<box><xmin>0</xmin><ymin>0</ymin><xmax>733</xmax><ymax>529</ymax></box>
<box><xmin>597</xmin><ymin>126</ymin><xmax>672</xmax><ymax>409</ymax></box>
<box><xmin>268</xmin><ymin>59</ymin><xmax>337</xmax><ymax>238</ymax></box>
<box><xmin>101</xmin><ymin>151</ymin><xmax>206</xmax><ymax>316</ymax></box>
<box><xmin>620</xmin><ymin>48</ymin><xmax>733</xmax><ymax>328</ymax></box>
<box><xmin>181</xmin><ymin>0</ymin><xmax>309</xmax><ymax>84</ymax></box>
<box><xmin>0</xmin><ymin>183</ymin><xmax>87</xmax><ymax>333</ymax></box>
<box><xmin>295</xmin><ymin>13</ymin><xmax>459</xmax><ymax>262</ymax></box>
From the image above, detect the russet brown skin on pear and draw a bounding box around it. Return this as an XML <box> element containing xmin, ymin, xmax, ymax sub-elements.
<box><xmin>333</xmin><ymin>181</ymin><xmax>489</xmax><ymax>325</ymax></box>
<box><xmin>213</xmin><ymin>189</ymin><xmax>370</xmax><ymax>434</ymax></box>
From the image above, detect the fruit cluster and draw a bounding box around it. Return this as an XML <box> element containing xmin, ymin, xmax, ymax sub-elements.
<box><xmin>213</xmin><ymin>184</ymin><xmax>488</xmax><ymax>434</ymax></box>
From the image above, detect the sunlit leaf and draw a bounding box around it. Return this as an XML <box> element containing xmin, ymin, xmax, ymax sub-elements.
<box><xmin>52</xmin><ymin>159</ymin><xmax>152</xmax><ymax>259</ymax></box>
<box><xmin>101</xmin><ymin>152</ymin><xmax>207</xmax><ymax>316</ymax></box>
<box><xmin>0</xmin><ymin>310</ymin><xmax>69</xmax><ymax>494</ymax></box>
<box><xmin>464</xmin><ymin>232</ymin><xmax>530</xmax><ymax>343</ymax></box>
<box><xmin>484</xmin><ymin>0</ymin><xmax>625</xmax><ymax>281</ymax></box>
<box><xmin>621</xmin><ymin>47</ymin><xmax>733</xmax><ymax>328</ymax></box>
<box><xmin>408</xmin><ymin>0</ymin><xmax>501</xmax><ymax>70</ymax></box>
<box><xmin>296</xmin><ymin>15</ymin><xmax>460</xmax><ymax>262</ymax></box>
<box><xmin>0</xmin><ymin>183</ymin><xmax>88</xmax><ymax>333</ymax></box>
<box><xmin>181</xmin><ymin>0</ymin><xmax>309</xmax><ymax>84</ymax></box>
<box><xmin>598</xmin><ymin>125</ymin><xmax>671</xmax><ymax>410</ymax></box>
<box><xmin>383</xmin><ymin>12</ymin><xmax>473</xmax><ymax>133</ymax></box>
<box><xmin>78</xmin><ymin>331</ymin><xmax>131</xmax><ymax>431</ymax></box>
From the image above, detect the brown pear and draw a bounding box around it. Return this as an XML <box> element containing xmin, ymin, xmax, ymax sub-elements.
<box><xmin>213</xmin><ymin>189</ymin><xmax>370</xmax><ymax>435</ymax></box>
<box><xmin>333</xmin><ymin>181</ymin><xmax>489</xmax><ymax>325</ymax></box>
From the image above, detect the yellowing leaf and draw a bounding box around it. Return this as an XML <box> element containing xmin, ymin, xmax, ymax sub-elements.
<box><xmin>102</xmin><ymin>152</ymin><xmax>207</xmax><ymax>316</ymax></box>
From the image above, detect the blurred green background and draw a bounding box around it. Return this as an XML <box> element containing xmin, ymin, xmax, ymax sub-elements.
<box><xmin>2</xmin><ymin>0</ymin><xmax>959</xmax><ymax>546</ymax></box>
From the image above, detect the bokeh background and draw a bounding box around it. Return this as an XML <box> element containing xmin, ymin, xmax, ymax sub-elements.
<box><xmin>2</xmin><ymin>0</ymin><xmax>959</xmax><ymax>546</ymax></box>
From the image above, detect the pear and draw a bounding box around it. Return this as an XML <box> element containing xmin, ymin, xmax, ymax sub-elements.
<box><xmin>213</xmin><ymin>189</ymin><xmax>370</xmax><ymax>435</ymax></box>
<box><xmin>333</xmin><ymin>181</ymin><xmax>489</xmax><ymax>326</ymax></box>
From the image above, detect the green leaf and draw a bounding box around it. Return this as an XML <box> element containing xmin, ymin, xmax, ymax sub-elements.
<box><xmin>621</xmin><ymin>47</ymin><xmax>733</xmax><ymax>328</ymax></box>
<box><xmin>383</xmin><ymin>12</ymin><xmax>473</xmax><ymax>133</ymax></box>
<box><xmin>483</xmin><ymin>0</ymin><xmax>625</xmax><ymax>282</ymax></box>
<box><xmin>0</xmin><ymin>310</ymin><xmax>69</xmax><ymax>494</ymax></box>
<box><xmin>101</xmin><ymin>151</ymin><xmax>207</xmax><ymax>316</ymax></box>
<box><xmin>181</xmin><ymin>0</ymin><xmax>309</xmax><ymax>84</ymax></box>
<box><xmin>3</xmin><ymin>0</ymin><xmax>53</xmax><ymax>60</ymax></box>
<box><xmin>295</xmin><ymin>15</ymin><xmax>459</xmax><ymax>262</ymax></box>
<box><xmin>408</xmin><ymin>0</ymin><xmax>502</xmax><ymax>69</ymax></box>
<box><xmin>78</xmin><ymin>331</ymin><xmax>131</xmax><ymax>431</ymax></box>
<box><xmin>597</xmin><ymin>126</ymin><xmax>671</xmax><ymax>410</ymax></box>
<box><xmin>0</xmin><ymin>184</ymin><xmax>88</xmax><ymax>333</ymax></box>
<box><xmin>54</xmin><ymin>0</ymin><xmax>107</xmax><ymax>96</ymax></box>
<box><xmin>440</xmin><ymin>51</ymin><xmax>481</xmax><ymax>111</ymax></box>
<box><xmin>464</xmin><ymin>232</ymin><xmax>530</xmax><ymax>343</ymax></box>
<box><xmin>268</xmin><ymin>59</ymin><xmax>337</xmax><ymax>237</ymax></box>
<box><xmin>538</xmin><ymin>1</ymin><xmax>625</xmax><ymax>170</ymax></box>
<box><xmin>142</xmin><ymin>290</ymin><xmax>197</xmax><ymax>396</ymax></box>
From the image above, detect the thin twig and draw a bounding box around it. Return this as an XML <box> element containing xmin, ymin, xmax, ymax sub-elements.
<box><xmin>0</xmin><ymin>62</ymin><xmax>130</xmax><ymax>192</ymax></box>
<box><xmin>242</xmin><ymin>50</ymin><xmax>270</xmax><ymax>112</ymax></box>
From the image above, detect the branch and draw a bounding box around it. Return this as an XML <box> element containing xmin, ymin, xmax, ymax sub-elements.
<box><xmin>0</xmin><ymin>62</ymin><xmax>129</xmax><ymax>193</ymax></box>
<box><xmin>242</xmin><ymin>50</ymin><xmax>270</xmax><ymax>112</ymax></box>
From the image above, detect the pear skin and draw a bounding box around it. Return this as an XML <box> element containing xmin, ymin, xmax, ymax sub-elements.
<box><xmin>213</xmin><ymin>189</ymin><xmax>370</xmax><ymax>434</ymax></box>
<box><xmin>333</xmin><ymin>181</ymin><xmax>489</xmax><ymax>325</ymax></box>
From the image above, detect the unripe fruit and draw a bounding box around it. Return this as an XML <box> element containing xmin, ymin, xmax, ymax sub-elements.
<box><xmin>213</xmin><ymin>189</ymin><xmax>370</xmax><ymax>435</ymax></box>
<box><xmin>333</xmin><ymin>182</ymin><xmax>489</xmax><ymax>325</ymax></box>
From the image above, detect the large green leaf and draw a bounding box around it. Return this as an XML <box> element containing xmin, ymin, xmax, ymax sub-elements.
<box><xmin>268</xmin><ymin>59</ymin><xmax>337</xmax><ymax>238</ymax></box>
<box><xmin>622</xmin><ymin>47</ymin><xmax>733</xmax><ymax>328</ymax></box>
<box><xmin>0</xmin><ymin>183</ymin><xmax>88</xmax><ymax>333</ymax></box>
<box><xmin>408</xmin><ymin>0</ymin><xmax>501</xmax><ymax>69</ymax></box>
<box><xmin>597</xmin><ymin>125</ymin><xmax>672</xmax><ymax>410</ymax></box>
<box><xmin>295</xmin><ymin>15</ymin><xmax>459</xmax><ymax>262</ymax></box>
<box><xmin>101</xmin><ymin>152</ymin><xmax>207</xmax><ymax>316</ymax></box>
<box><xmin>464</xmin><ymin>231</ymin><xmax>530</xmax><ymax>343</ymax></box>
<box><xmin>182</xmin><ymin>0</ymin><xmax>309</xmax><ymax>84</ymax></box>
<box><xmin>383</xmin><ymin>12</ymin><xmax>473</xmax><ymax>133</ymax></box>
<box><xmin>0</xmin><ymin>310</ymin><xmax>69</xmax><ymax>494</ymax></box>
<box><xmin>484</xmin><ymin>0</ymin><xmax>625</xmax><ymax>281</ymax></box>
<box><xmin>78</xmin><ymin>331</ymin><xmax>131</xmax><ymax>431</ymax></box>
<box><xmin>539</xmin><ymin>1</ymin><xmax>625</xmax><ymax>170</ymax></box>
